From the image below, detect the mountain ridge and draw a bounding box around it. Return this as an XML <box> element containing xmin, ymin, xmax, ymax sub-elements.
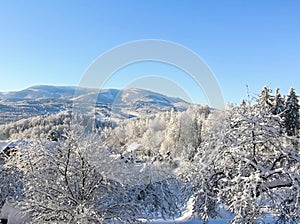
<box><xmin>0</xmin><ymin>85</ymin><xmax>187</xmax><ymax>103</ymax></box>
<box><xmin>0</xmin><ymin>85</ymin><xmax>191</xmax><ymax>125</ymax></box>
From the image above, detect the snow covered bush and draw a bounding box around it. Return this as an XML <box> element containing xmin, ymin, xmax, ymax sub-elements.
<box><xmin>129</xmin><ymin>177</ymin><xmax>185</xmax><ymax>220</ymax></box>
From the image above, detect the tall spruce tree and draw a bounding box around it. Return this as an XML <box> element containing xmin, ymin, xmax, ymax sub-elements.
<box><xmin>258</xmin><ymin>86</ymin><xmax>274</xmax><ymax>112</ymax></box>
<box><xmin>273</xmin><ymin>88</ymin><xmax>285</xmax><ymax>116</ymax></box>
<box><xmin>284</xmin><ymin>87</ymin><xmax>300</xmax><ymax>136</ymax></box>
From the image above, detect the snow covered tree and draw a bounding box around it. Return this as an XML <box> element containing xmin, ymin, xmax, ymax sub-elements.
<box><xmin>190</xmin><ymin>103</ymin><xmax>300</xmax><ymax>223</ymax></box>
<box><xmin>257</xmin><ymin>86</ymin><xmax>274</xmax><ymax>112</ymax></box>
<box><xmin>284</xmin><ymin>87</ymin><xmax>300</xmax><ymax>136</ymax></box>
<box><xmin>272</xmin><ymin>88</ymin><xmax>285</xmax><ymax>116</ymax></box>
<box><xmin>160</xmin><ymin>109</ymin><xmax>181</xmax><ymax>157</ymax></box>
<box><xmin>7</xmin><ymin>127</ymin><xmax>142</xmax><ymax>223</ymax></box>
<box><xmin>177</xmin><ymin>106</ymin><xmax>208</xmax><ymax>162</ymax></box>
<box><xmin>0</xmin><ymin>158</ymin><xmax>23</xmax><ymax>209</ymax></box>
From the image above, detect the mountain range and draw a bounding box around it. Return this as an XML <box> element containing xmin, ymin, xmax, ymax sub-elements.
<box><xmin>0</xmin><ymin>85</ymin><xmax>191</xmax><ymax>125</ymax></box>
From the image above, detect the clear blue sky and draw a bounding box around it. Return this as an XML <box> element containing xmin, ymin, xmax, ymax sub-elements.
<box><xmin>0</xmin><ymin>0</ymin><xmax>299</xmax><ymax>104</ymax></box>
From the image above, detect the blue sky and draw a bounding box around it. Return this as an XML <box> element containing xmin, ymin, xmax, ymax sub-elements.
<box><xmin>0</xmin><ymin>0</ymin><xmax>299</xmax><ymax>104</ymax></box>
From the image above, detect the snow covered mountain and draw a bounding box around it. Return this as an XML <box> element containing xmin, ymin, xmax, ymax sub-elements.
<box><xmin>0</xmin><ymin>85</ymin><xmax>79</xmax><ymax>101</ymax></box>
<box><xmin>0</xmin><ymin>85</ymin><xmax>191</xmax><ymax>124</ymax></box>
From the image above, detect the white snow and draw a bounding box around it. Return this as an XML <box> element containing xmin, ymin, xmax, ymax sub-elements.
<box><xmin>175</xmin><ymin>196</ymin><xmax>194</xmax><ymax>222</ymax></box>
<box><xmin>126</xmin><ymin>142</ymin><xmax>141</xmax><ymax>152</ymax></box>
<box><xmin>0</xmin><ymin>140</ymin><xmax>29</xmax><ymax>153</ymax></box>
<box><xmin>0</xmin><ymin>202</ymin><xmax>27</xmax><ymax>224</ymax></box>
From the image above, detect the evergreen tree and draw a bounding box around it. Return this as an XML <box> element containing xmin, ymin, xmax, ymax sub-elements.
<box><xmin>257</xmin><ymin>86</ymin><xmax>274</xmax><ymax>112</ymax></box>
<box><xmin>272</xmin><ymin>88</ymin><xmax>285</xmax><ymax>116</ymax></box>
<box><xmin>284</xmin><ymin>87</ymin><xmax>300</xmax><ymax>136</ymax></box>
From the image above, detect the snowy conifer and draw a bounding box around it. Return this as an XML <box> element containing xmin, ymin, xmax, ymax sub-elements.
<box><xmin>273</xmin><ymin>88</ymin><xmax>285</xmax><ymax>116</ymax></box>
<box><xmin>284</xmin><ymin>87</ymin><xmax>300</xmax><ymax>136</ymax></box>
<box><xmin>257</xmin><ymin>86</ymin><xmax>274</xmax><ymax>112</ymax></box>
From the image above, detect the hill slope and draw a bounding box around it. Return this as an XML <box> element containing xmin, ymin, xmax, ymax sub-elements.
<box><xmin>0</xmin><ymin>85</ymin><xmax>191</xmax><ymax>124</ymax></box>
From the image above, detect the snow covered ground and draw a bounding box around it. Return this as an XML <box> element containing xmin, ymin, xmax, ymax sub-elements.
<box><xmin>0</xmin><ymin>197</ymin><xmax>281</xmax><ymax>224</ymax></box>
<box><xmin>152</xmin><ymin>220</ymin><xmax>228</xmax><ymax>224</ymax></box>
<box><xmin>151</xmin><ymin>218</ymin><xmax>274</xmax><ymax>224</ymax></box>
<box><xmin>0</xmin><ymin>203</ymin><xmax>27</xmax><ymax>224</ymax></box>
<box><xmin>150</xmin><ymin>197</ymin><xmax>232</xmax><ymax>224</ymax></box>
<box><xmin>150</xmin><ymin>196</ymin><xmax>274</xmax><ymax>224</ymax></box>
